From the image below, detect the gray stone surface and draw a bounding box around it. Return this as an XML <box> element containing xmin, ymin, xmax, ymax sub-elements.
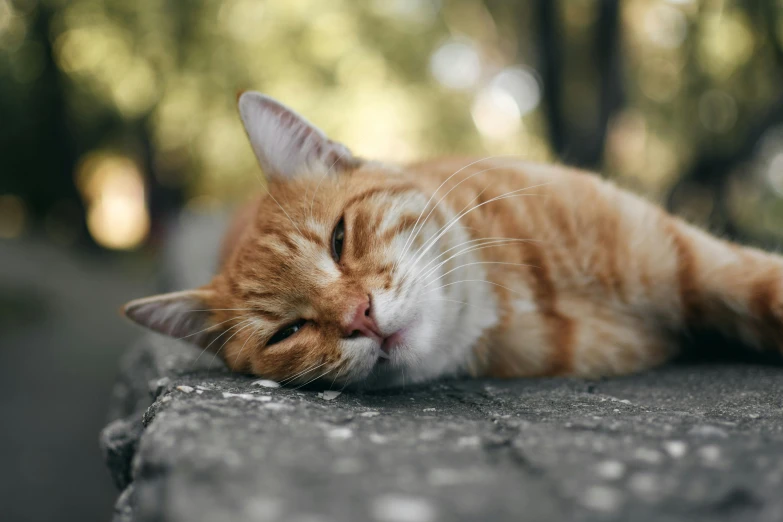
<box><xmin>102</xmin><ymin>333</ymin><xmax>783</xmax><ymax>522</ymax></box>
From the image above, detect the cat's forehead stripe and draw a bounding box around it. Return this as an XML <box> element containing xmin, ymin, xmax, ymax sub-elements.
<box><xmin>342</xmin><ymin>184</ymin><xmax>417</xmax><ymax>211</ymax></box>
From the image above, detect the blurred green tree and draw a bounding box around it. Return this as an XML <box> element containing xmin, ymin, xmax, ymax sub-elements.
<box><xmin>1</xmin><ymin>0</ymin><xmax>782</xmax><ymax>250</ymax></box>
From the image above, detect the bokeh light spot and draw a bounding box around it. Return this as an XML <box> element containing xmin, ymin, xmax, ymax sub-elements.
<box><xmin>77</xmin><ymin>153</ymin><xmax>149</xmax><ymax>251</ymax></box>
<box><xmin>490</xmin><ymin>66</ymin><xmax>541</xmax><ymax>117</ymax></box>
<box><xmin>471</xmin><ymin>85</ymin><xmax>521</xmax><ymax>140</ymax></box>
<box><xmin>430</xmin><ymin>39</ymin><xmax>481</xmax><ymax>90</ymax></box>
<box><xmin>644</xmin><ymin>3</ymin><xmax>688</xmax><ymax>49</ymax></box>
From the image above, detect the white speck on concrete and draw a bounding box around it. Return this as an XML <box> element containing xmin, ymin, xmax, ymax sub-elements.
<box><xmin>595</xmin><ymin>460</ymin><xmax>626</xmax><ymax>480</ymax></box>
<box><xmin>222</xmin><ymin>392</ymin><xmax>255</xmax><ymax>400</ymax></box>
<box><xmin>361</xmin><ymin>411</ymin><xmax>381</xmax><ymax>418</ymax></box>
<box><xmin>688</xmin><ymin>425</ymin><xmax>728</xmax><ymax>438</ymax></box>
<box><xmin>176</xmin><ymin>385</ymin><xmax>194</xmax><ymax>393</ymax></box>
<box><xmin>196</xmin><ymin>390</ymin><xmax>203</xmax><ymax>395</ymax></box>
<box><xmin>369</xmin><ymin>433</ymin><xmax>388</xmax><ymax>444</ymax></box>
<box><xmin>423</xmin><ymin>408</ymin><xmax>436</xmax><ymax>412</ymax></box>
<box><xmin>581</xmin><ymin>486</ymin><xmax>622</xmax><ymax>512</ymax></box>
<box><xmin>698</xmin><ymin>444</ymin><xmax>722</xmax><ymax>465</ymax></box>
<box><xmin>220</xmin><ymin>392</ymin><xmax>273</xmax><ymax>403</ymax></box>
<box><xmin>371</xmin><ymin>494</ymin><xmax>436</xmax><ymax>522</ymax></box>
<box><xmin>328</xmin><ymin>427</ymin><xmax>353</xmax><ymax>440</ymax></box>
<box><xmin>629</xmin><ymin>472</ymin><xmax>662</xmax><ymax>501</ymax></box>
<box><xmin>457</xmin><ymin>436</ymin><xmax>481</xmax><ymax>448</ymax></box>
<box><xmin>252</xmin><ymin>379</ymin><xmax>281</xmax><ymax>388</ymax></box>
<box><xmin>634</xmin><ymin>447</ymin><xmax>663</xmax><ymax>464</ymax></box>
<box><xmin>663</xmin><ymin>440</ymin><xmax>687</xmax><ymax>458</ymax></box>
<box><xmin>161</xmin><ymin>396</ymin><xmax>172</xmax><ymax>403</ymax></box>
<box><xmin>602</xmin><ymin>396</ymin><xmax>633</xmax><ymax>406</ymax></box>
<box><xmin>319</xmin><ymin>390</ymin><xmax>342</xmax><ymax>401</ymax></box>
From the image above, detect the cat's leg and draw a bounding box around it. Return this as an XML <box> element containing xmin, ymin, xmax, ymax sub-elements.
<box><xmin>663</xmin><ymin>217</ymin><xmax>783</xmax><ymax>352</ymax></box>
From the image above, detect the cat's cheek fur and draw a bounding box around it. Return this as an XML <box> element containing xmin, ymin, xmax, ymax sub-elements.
<box><xmin>337</xmin><ymin>338</ymin><xmax>384</xmax><ymax>384</ymax></box>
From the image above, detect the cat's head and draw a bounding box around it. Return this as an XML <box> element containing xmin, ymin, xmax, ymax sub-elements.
<box><xmin>123</xmin><ymin>92</ymin><xmax>493</xmax><ymax>389</ymax></box>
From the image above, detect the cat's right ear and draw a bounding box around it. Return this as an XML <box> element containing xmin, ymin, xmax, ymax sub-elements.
<box><xmin>121</xmin><ymin>289</ymin><xmax>224</xmax><ymax>350</ymax></box>
<box><xmin>237</xmin><ymin>91</ymin><xmax>361</xmax><ymax>180</ymax></box>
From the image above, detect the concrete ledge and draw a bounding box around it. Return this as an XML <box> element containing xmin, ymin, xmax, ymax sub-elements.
<box><xmin>101</xmin><ymin>334</ymin><xmax>783</xmax><ymax>522</ymax></box>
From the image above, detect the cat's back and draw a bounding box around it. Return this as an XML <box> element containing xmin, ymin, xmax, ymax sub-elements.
<box><xmin>406</xmin><ymin>156</ymin><xmax>570</xmax><ymax>185</ymax></box>
<box><xmin>403</xmin><ymin>156</ymin><xmax>613</xmax><ymax>207</ymax></box>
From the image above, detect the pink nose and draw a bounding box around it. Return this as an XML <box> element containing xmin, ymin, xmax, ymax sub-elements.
<box><xmin>343</xmin><ymin>298</ymin><xmax>382</xmax><ymax>340</ymax></box>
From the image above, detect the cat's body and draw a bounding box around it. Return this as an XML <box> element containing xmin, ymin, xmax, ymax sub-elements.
<box><xmin>124</xmin><ymin>93</ymin><xmax>783</xmax><ymax>389</ymax></box>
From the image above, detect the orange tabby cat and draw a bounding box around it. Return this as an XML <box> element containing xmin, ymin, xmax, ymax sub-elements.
<box><xmin>123</xmin><ymin>92</ymin><xmax>783</xmax><ymax>389</ymax></box>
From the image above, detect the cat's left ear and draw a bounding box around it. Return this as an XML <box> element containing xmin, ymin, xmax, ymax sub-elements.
<box><xmin>238</xmin><ymin>91</ymin><xmax>361</xmax><ymax>180</ymax></box>
<box><xmin>121</xmin><ymin>289</ymin><xmax>225</xmax><ymax>350</ymax></box>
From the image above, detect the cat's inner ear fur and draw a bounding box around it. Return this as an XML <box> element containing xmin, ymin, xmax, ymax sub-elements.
<box><xmin>122</xmin><ymin>289</ymin><xmax>224</xmax><ymax>350</ymax></box>
<box><xmin>237</xmin><ymin>91</ymin><xmax>361</xmax><ymax>181</ymax></box>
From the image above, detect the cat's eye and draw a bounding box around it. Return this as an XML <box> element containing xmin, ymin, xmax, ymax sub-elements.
<box><xmin>267</xmin><ymin>320</ymin><xmax>306</xmax><ymax>346</ymax></box>
<box><xmin>331</xmin><ymin>217</ymin><xmax>345</xmax><ymax>262</ymax></box>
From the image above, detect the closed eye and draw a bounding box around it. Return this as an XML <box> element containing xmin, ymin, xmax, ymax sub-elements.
<box><xmin>267</xmin><ymin>319</ymin><xmax>306</xmax><ymax>346</ymax></box>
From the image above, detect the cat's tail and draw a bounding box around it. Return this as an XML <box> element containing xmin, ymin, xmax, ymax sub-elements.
<box><xmin>663</xmin><ymin>216</ymin><xmax>783</xmax><ymax>351</ymax></box>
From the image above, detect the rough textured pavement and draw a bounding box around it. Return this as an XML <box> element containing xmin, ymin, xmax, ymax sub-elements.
<box><xmin>102</xmin><ymin>332</ymin><xmax>783</xmax><ymax>522</ymax></box>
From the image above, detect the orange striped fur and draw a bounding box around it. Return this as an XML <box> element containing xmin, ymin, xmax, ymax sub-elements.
<box><xmin>123</xmin><ymin>93</ymin><xmax>783</xmax><ymax>389</ymax></box>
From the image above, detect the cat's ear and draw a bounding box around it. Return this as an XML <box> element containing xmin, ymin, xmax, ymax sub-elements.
<box><xmin>122</xmin><ymin>289</ymin><xmax>224</xmax><ymax>350</ymax></box>
<box><xmin>237</xmin><ymin>91</ymin><xmax>361</xmax><ymax>180</ymax></box>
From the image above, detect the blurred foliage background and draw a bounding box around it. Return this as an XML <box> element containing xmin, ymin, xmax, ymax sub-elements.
<box><xmin>3</xmin><ymin>0</ymin><xmax>783</xmax><ymax>253</ymax></box>
<box><xmin>2</xmin><ymin>1</ymin><xmax>783</xmax><ymax>521</ymax></box>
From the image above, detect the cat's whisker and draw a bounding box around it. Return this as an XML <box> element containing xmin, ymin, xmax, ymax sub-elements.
<box><xmin>412</xmin><ymin>238</ymin><xmax>527</xmax><ymax>282</ymax></box>
<box><xmin>268</xmin><ymin>191</ymin><xmax>303</xmax><ymax>235</ymax></box>
<box><xmin>192</xmin><ymin>317</ymin><xmax>254</xmax><ymax>366</ymax></box>
<box><xmin>293</xmin><ymin>367</ymin><xmax>333</xmax><ymax>390</ymax></box>
<box><xmin>410</xmin><ymin>181</ymin><xmax>552</xmax><ymax>267</ymax></box>
<box><xmin>395</xmin><ymin>156</ymin><xmax>493</xmax><ymax>271</ymax></box>
<box><xmin>418</xmin><ymin>297</ymin><xmax>488</xmax><ymax>311</ymax></box>
<box><xmin>187</xmin><ymin>308</ymin><xmax>268</xmax><ymax>313</ymax></box>
<box><xmin>408</xmin><ymin>182</ymin><xmax>553</xmax><ymax>271</ymax></box>
<box><xmin>398</xmin><ymin>230</ymin><xmax>494</xmax><ymax>284</ymax></box>
<box><xmin>279</xmin><ymin>361</ymin><xmax>329</xmax><ymax>386</ymax></box>
<box><xmin>395</xmin><ymin>155</ymin><xmax>524</xmax><ymax>271</ymax></box>
<box><xmin>423</xmin><ymin>279</ymin><xmax>528</xmax><ymax>299</ymax></box>
<box><xmin>233</xmin><ymin>324</ymin><xmax>263</xmax><ymax>366</ymax></box>
<box><xmin>250</xmin><ymin>160</ymin><xmax>304</xmax><ymax>235</ymax></box>
<box><xmin>412</xmin><ymin>239</ymin><xmax>539</xmax><ymax>284</ymax></box>
<box><xmin>395</xmin><ymin>179</ymin><xmax>490</xmax><ymax>275</ymax></box>
<box><xmin>404</xmin><ymin>236</ymin><xmax>520</xmax><ymax>279</ymax></box>
<box><xmin>398</xmin><ymin>164</ymin><xmax>522</xmax><ymax>270</ymax></box>
<box><xmin>209</xmin><ymin>321</ymin><xmax>258</xmax><ymax>366</ymax></box>
<box><xmin>423</xmin><ymin>261</ymin><xmax>536</xmax><ymax>288</ymax></box>
<box><xmin>404</xmin><ymin>183</ymin><xmax>490</xmax><ymax>270</ymax></box>
<box><xmin>329</xmin><ymin>364</ymin><xmax>346</xmax><ymax>390</ymax></box>
<box><xmin>175</xmin><ymin>317</ymin><xmax>239</xmax><ymax>341</ymax></box>
<box><xmin>402</xmin><ymin>164</ymin><xmax>546</xmax><ymax>272</ymax></box>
